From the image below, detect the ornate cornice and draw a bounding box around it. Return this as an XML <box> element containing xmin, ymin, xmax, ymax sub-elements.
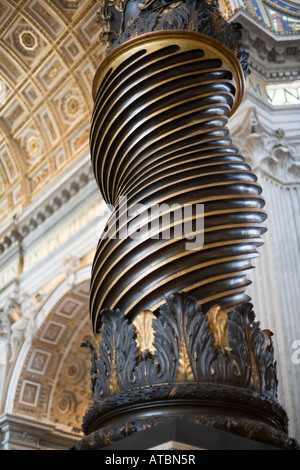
<box><xmin>0</xmin><ymin>159</ymin><xmax>96</xmax><ymax>259</ymax></box>
<box><xmin>0</xmin><ymin>413</ymin><xmax>82</xmax><ymax>450</ymax></box>
<box><xmin>229</xmin><ymin>9</ymin><xmax>300</xmax><ymax>81</ymax></box>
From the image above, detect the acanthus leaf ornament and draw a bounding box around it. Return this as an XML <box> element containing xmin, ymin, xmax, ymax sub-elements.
<box><xmin>75</xmin><ymin>292</ymin><xmax>300</xmax><ymax>449</ymax></box>
<box><xmin>86</xmin><ymin>293</ymin><xmax>279</xmax><ymax>402</ymax></box>
<box><xmin>99</xmin><ymin>308</ymin><xmax>137</xmax><ymax>395</ymax></box>
<box><xmin>133</xmin><ymin>310</ymin><xmax>156</xmax><ymax>356</ymax></box>
<box><xmin>96</xmin><ymin>0</ymin><xmax>250</xmax><ymax>78</ymax></box>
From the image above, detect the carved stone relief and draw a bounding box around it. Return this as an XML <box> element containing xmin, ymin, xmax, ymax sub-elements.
<box><xmin>231</xmin><ymin>108</ymin><xmax>300</xmax><ymax>183</ymax></box>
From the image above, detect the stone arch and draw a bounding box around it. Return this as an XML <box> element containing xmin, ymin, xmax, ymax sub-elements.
<box><xmin>4</xmin><ymin>269</ymin><xmax>94</xmax><ymax>438</ymax></box>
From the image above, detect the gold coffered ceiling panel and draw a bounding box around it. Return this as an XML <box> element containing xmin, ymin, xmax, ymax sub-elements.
<box><xmin>0</xmin><ymin>0</ymin><xmax>104</xmax><ymax>225</ymax></box>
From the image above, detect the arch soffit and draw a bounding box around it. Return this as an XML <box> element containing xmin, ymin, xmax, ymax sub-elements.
<box><xmin>5</xmin><ymin>268</ymin><xmax>94</xmax><ymax>434</ymax></box>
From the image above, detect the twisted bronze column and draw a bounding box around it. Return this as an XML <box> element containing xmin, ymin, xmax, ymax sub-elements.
<box><xmin>89</xmin><ymin>31</ymin><xmax>266</xmax><ymax>333</ymax></box>
<box><xmin>75</xmin><ymin>0</ymin><xmax>298</xmax><ymax>450</ymax></box>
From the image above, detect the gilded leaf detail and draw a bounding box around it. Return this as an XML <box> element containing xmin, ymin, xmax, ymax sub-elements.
<box><xmin>86</xmin><ymin>295</ymin><xmax>278</xmax><ymax>404</ymax></box>
<box><xmin>133</xmin><ymin>310</ymin><xmax>155</xmax><ymax>355</ymax></box>
<box><xmin>207</xmin><ymin>305</ymin><xmax>231</xmax><ymax>355</ymax></box>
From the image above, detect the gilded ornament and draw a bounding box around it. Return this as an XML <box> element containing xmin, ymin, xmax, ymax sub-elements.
<box><xmin>133</xmin><ymin>310</ymin><xmax>156</xmax><ymax>355</ymax></box>
<box><xmin>120</xmin><ymin>421</ymin><xmax>137</xmax><ymax>436</ymax></box>
<box><xmin>207</xmin><ymin>305</ymin><xmax>231</xmax><ymax>354</ymax></box>
<box><xmin>85</xmin><ymin>293</ymin><xmax>279</xmax><ymax>401</ymax></box>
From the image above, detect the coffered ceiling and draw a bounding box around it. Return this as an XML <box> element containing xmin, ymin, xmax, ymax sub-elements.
<box><xmin>0</xmin><ymin>0</ymin><xmax>103</xmax><ymax>228</ymax></box>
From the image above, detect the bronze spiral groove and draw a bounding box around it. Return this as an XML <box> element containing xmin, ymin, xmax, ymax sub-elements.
<box><xmin>90</xmin><ymin>32</ymin><xmax>266</xmax><ymax>334</ymax></box>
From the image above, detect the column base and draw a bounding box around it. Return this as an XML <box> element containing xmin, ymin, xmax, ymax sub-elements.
<box><xmin>73</xmin><ymin>383</ymin><xmax>299</xmax><ymax>450</ymax></box>
<box><xmin>74</xmin><ymin>417</ymin><xmax>290</xmax><ymax>451</ymax></box>
<box><xmin>74</xmin><ymin>294</ymin><xmax>299</xmax><ymax>450</ymax></box>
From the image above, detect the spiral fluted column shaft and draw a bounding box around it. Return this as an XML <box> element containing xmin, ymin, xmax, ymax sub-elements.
<box><xmin>90</xmin><ymin>32</ymin><xmax>266</xmax><ymax>334</ymax></box>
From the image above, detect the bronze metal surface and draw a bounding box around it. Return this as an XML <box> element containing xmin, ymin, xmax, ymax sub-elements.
<box><xmin>89</xmin><ymin>31</ymin><xmax>266</xmax><ymax>333</ymax></box>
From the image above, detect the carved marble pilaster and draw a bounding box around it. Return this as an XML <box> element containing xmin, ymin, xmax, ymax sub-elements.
<box><xmin>231</xmin><ymin>108</ymin><xmax>300</xmax><ymax>182</ymax></box>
